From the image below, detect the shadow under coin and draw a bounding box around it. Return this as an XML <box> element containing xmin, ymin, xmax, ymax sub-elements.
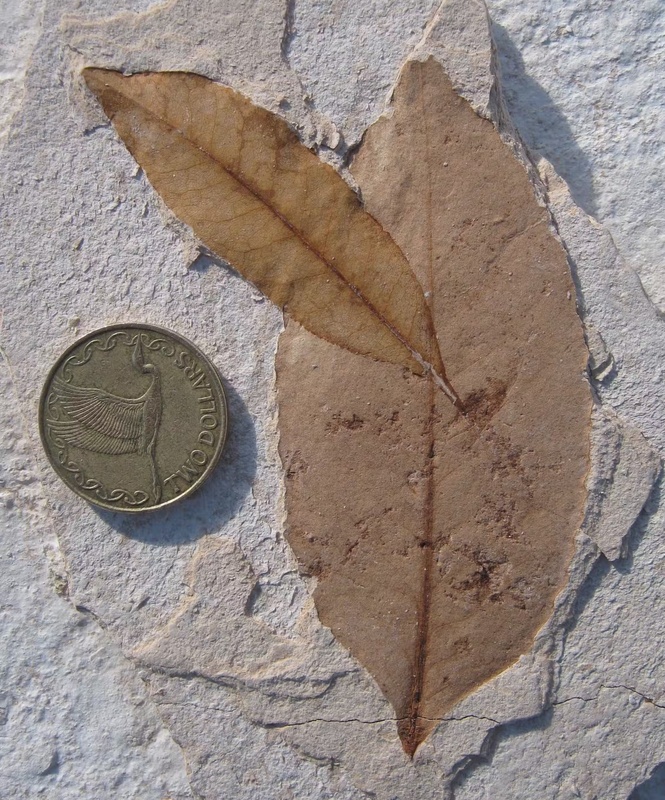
<box><xmin>629</xmin><ymin>762</ymin><xmax>665</xmax><ymax>800</ymax></box>
<box><xmin>96</xmin><ymin>380</ymin><xmax>257</xmax><ymax>545</ymax></box>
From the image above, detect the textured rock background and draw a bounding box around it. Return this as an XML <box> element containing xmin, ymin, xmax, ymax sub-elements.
<box><xmin>1</xmin><ymin>0</ymin><xmax>664</xmax><ymax>798</ymax></box>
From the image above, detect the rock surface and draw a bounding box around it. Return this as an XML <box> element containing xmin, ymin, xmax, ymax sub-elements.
<box><xmin>1</xmin><ymin>0</ymin><xmax>663</xmax><ymax>797</ymax></box>
<box><xmin>486</xmin><ymin>0</ymin><xmax>665</xmax><ymax>315</ymax></box>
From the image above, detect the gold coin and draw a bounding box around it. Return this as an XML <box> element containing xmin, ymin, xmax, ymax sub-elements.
<box><xmin>39</xmin><ymin>324</ymin><xmax>228</xmax><ymax>512</ymax></box>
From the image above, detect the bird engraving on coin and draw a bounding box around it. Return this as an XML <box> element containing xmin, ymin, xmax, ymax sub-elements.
<box><xmin>39</xmin><ymin>325</ymin><xmax>227</xmax><ymax>512</ymax></box>
<box><xmin>47</xmin><ymin>336</ymin><xmax>164</xmax><ymax>503</ymax></box>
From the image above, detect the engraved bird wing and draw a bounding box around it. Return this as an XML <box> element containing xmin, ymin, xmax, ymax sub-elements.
<box><xmin>47</xmin><ymin>376</ymin><xmax>145</xmax><ymax>455</ymax></box>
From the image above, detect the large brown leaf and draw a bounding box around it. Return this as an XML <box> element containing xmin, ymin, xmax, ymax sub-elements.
<box><xmin>83</xmin><ymin>68</ymin><xmax>457</xmax><ymax>400</ymax></box>
<box><xmin>85</xmin><ymin>59</ymin><xmax>591</xmax><ymax>756</ymax></box>
<box><xmin>276</xmin><ymin>58</ymin><xmax>591</xmax><ymax>754</ymax></box>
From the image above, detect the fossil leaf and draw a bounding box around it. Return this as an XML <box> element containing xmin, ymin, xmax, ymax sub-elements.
<box><xmin>83</xmin><ymin>68</ymin><xmax>457</xmax><ymax>398</ymax></box>
<box><xmin>276</xmin><ymin>58</ymin><xmax>591</xmax><ymax>755</ymax></box>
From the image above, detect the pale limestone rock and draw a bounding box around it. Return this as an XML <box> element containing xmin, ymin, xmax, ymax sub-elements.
<box><xmin>1</xmin><ymin>0</ymin><xmax>663</xmax><ymax>796</ymax></box>
<box><xmin>456</xmin><ymin>688</ymin><xmax>665</xmax><ymax>800</ymax></box>
<box><xmin>0</xmin><ymin>365</ymin><xmax>194</xmax><ymax>798</ymax></box>
<box><xmin>584</xmin><ymin>406</ymin><xmax>661</xmax><ymax>562</ymax></box>
<box><xmin>486</xmin><ymin>0</ymin><xmax>665</xmax><ymax>314</ymax></box>
<box><xmin>0</xmin><ymin>0</ymin><xmax>43</xmax><ymax>152</ymax></box>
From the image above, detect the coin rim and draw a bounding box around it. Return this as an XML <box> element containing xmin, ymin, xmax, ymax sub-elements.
<box><xmin>38</xmin><ymin>323</ymin><xmax>228</xmax><ymax>513</ymax></box>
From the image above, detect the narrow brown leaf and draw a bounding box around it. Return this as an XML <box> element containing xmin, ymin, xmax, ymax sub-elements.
<box><xmin>83</xmin><ymin>68</ymin><xmax>458</xmax><ymax>401</ymax></box>
<box><xmin>277</xmin><ymin>58</ymin><xmax>591</xmax><ymax>755</ymax></box>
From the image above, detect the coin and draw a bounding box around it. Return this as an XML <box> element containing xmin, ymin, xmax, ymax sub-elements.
<box><xmin>39</xmin><ymin>324</ymin><xmax>228</xmax><ymax>512</ymax></box>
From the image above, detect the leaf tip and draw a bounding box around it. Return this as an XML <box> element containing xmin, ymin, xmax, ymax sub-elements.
<box><xmin>81</xmin><ymin>66</ymin><xmax>106</xmax><ymax>87</ymax></box>
<box><xmin>397</xmin><ymin>717</ymin><xmax>428</xmax><ymax>760</ymax></box>
<box><xmin>82</xmin><ymin>67</ymin><xmax>124</xmax><ymax>105</ymax></box>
